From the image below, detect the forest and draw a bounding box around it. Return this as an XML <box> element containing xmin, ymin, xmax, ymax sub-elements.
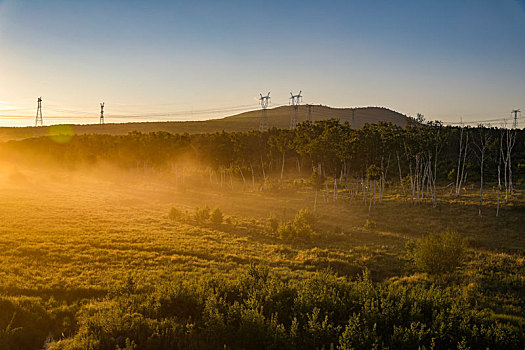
<box><xmin>0</xmin><ymin>119</ymin><xmax>524</xmax><ymax>349</ymax></box>
<box><xmin>4</xmin><ymin>119</ymin><xmax>525</xmax><ymax>209</ymax></box>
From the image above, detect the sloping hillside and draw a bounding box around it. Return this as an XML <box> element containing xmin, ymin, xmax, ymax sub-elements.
<box><xmin>0</xmin><ymin>105</ymin><xmax>410</xmax><ymax>141</ymax></box>
<box><xmin>227</xmin><ymin>105</ymin><xmax>410</xmax><ymax>129</ymax></box>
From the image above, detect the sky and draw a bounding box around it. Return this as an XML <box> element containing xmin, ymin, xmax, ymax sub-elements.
<box><xmin>0</xmin><ymin>0</ymin><xmax>524</xmax><ymax>127</ymax></box>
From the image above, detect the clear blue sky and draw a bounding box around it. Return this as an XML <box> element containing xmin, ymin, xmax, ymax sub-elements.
<box><xmin>0</xmin><ymin>0</ymin><xmax>524</xmax><ymax>126</ymax></box>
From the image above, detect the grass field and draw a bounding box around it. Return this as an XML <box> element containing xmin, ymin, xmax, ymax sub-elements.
<box><xmin>0</xmin><ymin>163</ymin><xmax>524</xmax><ymax>348</ymax></box>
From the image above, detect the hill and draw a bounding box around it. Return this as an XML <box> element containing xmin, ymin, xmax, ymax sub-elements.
<box><xmin>0</xmin><ymin>105</ymin><xmax>410</xmax><ymax>141</ymax></box>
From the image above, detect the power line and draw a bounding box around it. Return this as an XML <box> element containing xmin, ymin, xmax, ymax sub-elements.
<box><xmin>442</xmin><ymin>115</ymin><xmax>524</xmax><ymax>126</ymax></box>
<box><xmin>0</xmin><ymin>103</ymin><xmax>261</xmax><ymax>119</ymax></box>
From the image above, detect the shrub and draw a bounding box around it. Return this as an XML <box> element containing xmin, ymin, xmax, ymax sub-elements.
<box><xmin>277</xmin><ymin>222</ymin><xmax>295</xmax><ymax>241</ymax></box>
<box><xmin>278</xmin><ymin>209</ymin><xmax>317</xmax><ymax>241</ymax></box>
<box><xmin>408</xmin><ymin>231</ymin><xmax>467</xmax><ymax>274</ymax></box>
<box><xmin>293</xmin><ymin>209</ymin><xmax>317</xmax><ymax>228</ymax></box>
<box><xmin>168</xmin><ymin>207</ymin><xmax>183</xmax><ymax>221</ymax></box>
<box><xmin>210</xmin><ymin>207</ymin><xmax>223</xmax><ymax>226</ymax></box>
<box><xmin>366</xmin><ymin>165</ymin><xmax>381</xmax><ymax>181</ymax></box>
<box><xmin>267</xmin><ymin>214</ymin><xmax>279</xmax><ymax>233</ymax></box>
<box><xmin>47</xmin><ymin>267</ymin><xmax>525</xmax><ymax>350</ymax></box>
<box><xmin>364</xmin><ymin>219</ymin><xmax>376</xmax><ymax>230</ymax></box>
<box><xmin>194</xmin><ymin>205</ymin><xmax>210</xmax><ymax>224</ymax></box>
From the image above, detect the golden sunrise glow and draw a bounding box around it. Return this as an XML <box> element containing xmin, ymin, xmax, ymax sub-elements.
<box><xmin>0</xmin><ymin>1</ymin><xmax>523</xmax><ymax>348</ymax></box>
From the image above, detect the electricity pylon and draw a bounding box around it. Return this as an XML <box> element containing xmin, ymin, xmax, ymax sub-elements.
<box><xmin>289</xmin><ymin>90</ymin><xmax>302</xmax><ymax>129</ymax></box>
<box><xmin>100</xmin><ymin>102</ymin><xmax>105</xmax><ymax>124</ymax></box>
<box><xmin>259</xmin><ymin>92</ymin><xmax>270</xmax><ymax>131</ymax></box>
<box><xmin>35</xmin><ymin>97</ymin><xmax>43</xmax><ymax>127</ymax></box>
<box><xmin>307</xmin><ymin>104</ymin><xmax>312</xmax><ymax>122</ymax></box>
<box><xmin>512</xmin><ymin>109</ymin><xmax>521</xmax><ymax>129</ymax></box>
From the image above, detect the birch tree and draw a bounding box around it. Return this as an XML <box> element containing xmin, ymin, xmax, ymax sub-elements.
<box><xmin>473</xmin><ymin>126</ymin><xmax>492</xmax><ymax>216</ymax></box>
<box><xmin>455</xmin><ymin>126</ymin><xmax>469</xmax><ymax>196</ymax></box>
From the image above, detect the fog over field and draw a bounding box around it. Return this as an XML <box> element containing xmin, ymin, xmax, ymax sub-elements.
<box><xmin>0</xmin><ymin>121</ymin><xmax>524</xmax><ymax>348</ymax></box>
<box><xmin>1</xmin><ymin>0</ymin><xmax>524</xmax><ymax>349</ymax></box>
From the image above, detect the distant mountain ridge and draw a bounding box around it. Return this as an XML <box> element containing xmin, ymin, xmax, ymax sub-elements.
<box><xmin>0</xmin><ymin>105</ymin><xmax>411</xmax><ymax>141</ymax></box>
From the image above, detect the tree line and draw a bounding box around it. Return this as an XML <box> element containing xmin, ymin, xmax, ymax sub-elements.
<box><xmin>3</xmin><ymin>119</ymin><xmax>524</xmax><ymax>212</ymax></box>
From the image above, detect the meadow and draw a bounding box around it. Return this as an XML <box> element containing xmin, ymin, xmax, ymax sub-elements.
<box><xmin>0</xmin><ymin>162</ymin><xmax>524</xmax><ymax>349</ymax></box>
<box><xmin>0</xmin><ymin>119</ymin><xmax>524</xmax><ymax>349</ymax></box>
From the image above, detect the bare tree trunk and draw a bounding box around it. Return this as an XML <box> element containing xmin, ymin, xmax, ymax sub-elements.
<box><xmin>404</xmin><ymin>142</ymin><xmax>415</xmax><ymax>204</ymax></box>
<box><xmin>506</xmin><ymin>129</ymin><xmax>516</xmax><ymax>195</ymax></box>
<box><xmin>473</xmin><ymin>128</ymin><xmax>491</xmax><ymax>216</ymax></box>
<box><xmin>433</xmin><ymin>149</ymin><xmax>438</xmax><ymax>208</ymax></box>
<box><xmin>229</xmin><ymin>166</ymin><xmax>234</xmax><ymax>190</ymax></box>
<box><xmin>368</xmin><ymin>181</ymin><xmax>374</xmax><ymax>217</ymax></box>
<box><xmin>314</xmin><ymin>189</ymin><xmax>318</xmax><ymax>212</ymax></box>
<box><xmin>415</xmin><ymin>155</ymin><xmax>421</xmax><ymax>204</ymax></box>
<box><xmin>260</xmin><ymin>155</ymin><xmax>266</xmax><ymax>181</ymax></box>
<box><xmin>497</xmin><ymin>162</ymin><xmax>501</xmax><ymax>217</ymax></box>
<box><xmin>424</xmin><ymin>158</ymin><xmax>431</xmax><ymax>203</ymax></box>
<box><xmin>396</xmin><ymin>152</ymin><xmax>405</xmax><ymax>195</ymax></box>
<box><xmin>455</xmin><ymin>128</ymin><xmax>464</xmax><ymax>195</ymax></box>
<box><xmin>500</xmin><ymin>132</ymin><xmax>508</xmax><ymax>202</ymax></box>
<box><xmin>479</xmin><ymin>150</ymin><xmax>484</xmax><ymax>217</ymax></box>
<box><xmin>507</xmin><ymin>130</ymin><xmax>512</xmax><ymax>196</ymax></box>
<box><xmin>250</xmin><ymin>162</ymin><xmax>255</xmax><ymax>191</ymax></box>
<box><xmin>280</xmin><ymin>151</ymin><xmax>285</xmax><ymax>180</ymax></box>
<box><xmin>362</xmin><ymin>178</ymin><xmax>367</xmax><ymax>206</ymax></box>
<box><xmin>458</xmin><ymin>131</ymin><xmax>469</xmax><ymax>196</ymax></box>
<box><xmin>378</xmin><ymin>176</ymin><xmax>382</xmax><ymax>203</ymax></box>
<box><xmin>373</xmin><ymin>181</ymin><xmax>376</xmax><ymax>205</ymax></box>
<box><xmin>237</xmin><ymin>166</ymin><xmax>246</xmax><ymax>191</ymax></box>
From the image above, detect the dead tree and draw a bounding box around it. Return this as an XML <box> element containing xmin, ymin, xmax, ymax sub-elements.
<box><xmin>455</xmin><ymin>127</ymin><xmax>469</xmax><ymax>196</ymax></box>
<box><xmin>499</xmin><ymin>126</ymin><xmax>516</xmax><ymax>202</ymax></box>
<box><xmin>506</xmin><ymin>128</ymin><xmax>516</xmax><ymax>196</ymax></box>
<box><xmin>473</xmin><ymin>126</ymin><xmax>492</xmax><ymax>217</ymax></box>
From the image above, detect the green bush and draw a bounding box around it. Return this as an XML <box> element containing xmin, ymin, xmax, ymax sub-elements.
<box><xmin>293</xmin><ymin>209</ymin><xmax>317</xmax><ymax>229</ymax></box>
<box><xmin>194</xmin><ymin>205</ymin><xmax>210</xmax><ymax>224</ymax></box>
<box><xmin>45</xmin><ymin>267</ymin><xmax>525</xmax><ymax>350</ymax></box>
<box><xmin>278</xmin><ymin>222</ymin><xmax>296</xmax><ymax>241</ymax></box>
<box><xmin>267</xmin><ymin>214</ymin><xmax>279</xmax><ymax>233</ymax></box>
<box><xmin>168</xmin><ymin>207</ymin><xmax>183</xmax><ymax>221</ymax></box>
<box><xmin>210</xmin><ymin>207</ymin><xmax>223</xmax><ymax>226</ymax></box>
<box><xmin>408</xmin><ymin>231</ymin><xmax>467</xmax><ymax>274</ymax></box>
<box><xmin>278</xmin><ymin>209</ymin><xmax>317</xmax><ymax>241</ymax></box>
<box><xmin>364</xmin><ymin>219</ymin><xmax>376</xmax><ymax>230</ymax></box>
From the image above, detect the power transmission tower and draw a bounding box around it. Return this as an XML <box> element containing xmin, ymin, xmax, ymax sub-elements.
<box><xmin>289</xmin><ymin>90</ymin><xmax>302</xmax><ymax>129</ymax></box>
<box><xmin>100</xmin><ymin>102</ymin><xmax>105</xmax><ymax>124</ymax></box>
<box><xmin>35</xmin><ymin>97</ymin><xmax>43</xmax><ymax>127</ymax></box>
<box><xmin>307</xmin><ymin>104</ymin><xmax>312</xmax><ymax>122</ymax></box>
<box><xmin>511</xmin><ymin>109</ymin><xmax>521</xmax><ymax>129</ymax></box>
<box><xmin>259</xmin><ymin>92</ymin><xmax>270</xmax><ymax>131</ymax></box>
